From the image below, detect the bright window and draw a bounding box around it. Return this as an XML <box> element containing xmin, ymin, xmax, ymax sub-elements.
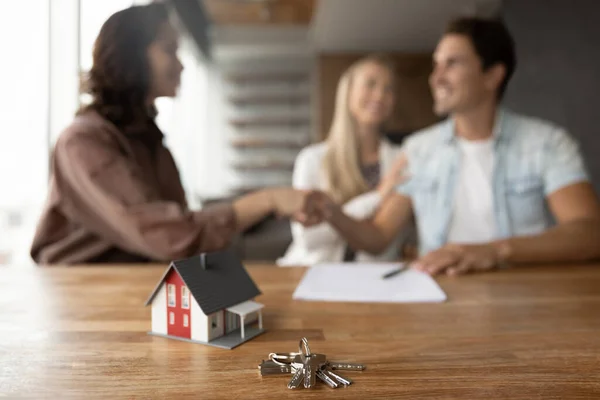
<box><xmin>183</xmin><ymin>314</ymin><xmax>189</xmax><ymax>327</ymax></box>
<box><xmin>169</xmin><ymin>311</ymin><xmax>174</xmax><ymax>325</ymax></box>
<box><xmin>0</xmin><ymin>0</ymin><xmax>50</xmax><ymax>264</ymax></box>
<box><xmin>181</xmin><ymin>286</ymin><xmax>190</xmax><ymax>309</ymax></box>
<box><xmin>167</xmin><ymin>284</ymin><xmax>176</xmax><ymax>307</ymax></box>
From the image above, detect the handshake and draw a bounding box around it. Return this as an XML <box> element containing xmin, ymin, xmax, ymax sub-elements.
<box><xmin>269</xmin><ymin>188</ymin><xmax>335</xmax><ymax>227</ymax></box>
<box><xmin>269</xmin><ymin>153</ymin><xmax>409</xmax><ymax>226</ymax></box>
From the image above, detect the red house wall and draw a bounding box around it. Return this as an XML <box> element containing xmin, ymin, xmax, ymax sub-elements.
<box><xmin>165</xmin><ymin>270</ymin><xmax>191</xmax><ymax>339</ymax></box>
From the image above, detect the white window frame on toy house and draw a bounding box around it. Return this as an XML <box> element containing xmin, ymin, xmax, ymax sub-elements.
<box><xmin>181</xmin><ymin>286</ymin><xmax>190</xmax><ymax>309</ymax></box>
<box><xmin>183</xmin><ymin>314</ymin><xmax>189</xmax><ymax>327</ymax></box>
<box><xmin>169</xmin><ymin>311</ymin><xmax>174</xmax><ymax>325</ymax></box>
<box><xmin>167</xmin><ymin>284</ymin><xmax>176</xmax><ymax>307</ymax></box>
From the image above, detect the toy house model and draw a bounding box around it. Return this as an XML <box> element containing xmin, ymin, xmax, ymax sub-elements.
<box><xmin>145</xmin><ymin>251</ymin><xmax>265</xmax><ymax>349</ymax></box>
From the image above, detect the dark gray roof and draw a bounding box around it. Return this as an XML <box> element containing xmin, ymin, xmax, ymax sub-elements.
<box><xmin>144</xmin><ymin>251</ymin><xmax>261</xmax><ymax>315</ymax></box>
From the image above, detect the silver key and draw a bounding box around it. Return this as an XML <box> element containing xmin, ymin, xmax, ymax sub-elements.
<box><xmin>262</xmin><ymin>337</ymin><xmax>366</xmax><ymax>389</ymax></box>
<box><xmin>325</xmin><ymin>369</ymin><xmax>353</xmax><ymax>386</ymax></box>
<box><xmin>291</xmin><ymin>353</ymin><xmax>326</xmax><ymax>389</ymax></box>
<box><xmin>287</xmin><ymin>367</ymin><xmax>304</xmax><ymax>389</ymax></box>
<box><xmin>258</xmin><ymin>360</ymin><xmax>294</xmax><ymax>376</ymax></box>
<box><xmin>304</xmin><ymin>354</ymin><xmax>326</xmax><ymax>388</ymax></box>
<box><xmin>328</xmin><ymin>361</ymin><xmax>366</xmax><ymax>371</ymax></box>
<box><xmin>316</xmin><ymin>370</ymin><xmax>339</xmax><ymax>388</ymax></box>
<box><xmin>291</xmin><ymin>353</ymin><xmax>327</xmax><ymax>369</ymax></box>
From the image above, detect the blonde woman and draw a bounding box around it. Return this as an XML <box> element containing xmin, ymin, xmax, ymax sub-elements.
<box><xmin>278</xmin><ymin>54</ymin><xmax>409</xmax><ymax>266</ymax></box>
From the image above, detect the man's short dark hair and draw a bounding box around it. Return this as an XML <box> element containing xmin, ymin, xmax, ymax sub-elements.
<box><xmin>445</xmin><ymin>17</ymin><xmax>516</xmax><ymax>99</ymax></box>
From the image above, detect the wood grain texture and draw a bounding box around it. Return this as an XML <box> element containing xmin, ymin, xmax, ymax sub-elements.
<box><xmin>318</xmin><ymin>53</ymin><xmax>440</xmax><ymax>141</ymax></box>
<box><xmin>1</xmin><ymin>263</ymin><xmax>600</xmax><ymax>399</ymax></box>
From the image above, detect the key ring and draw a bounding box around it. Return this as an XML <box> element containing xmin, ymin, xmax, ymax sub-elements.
<box><xmin>299</xmin><ymin>337</ymin><xmax>311</xmax><ymax>363</ymax></box>
<box><xmin>269</xmin><ymin>352</ymin><xmax>300</xmax><ymax>366</ymax></box>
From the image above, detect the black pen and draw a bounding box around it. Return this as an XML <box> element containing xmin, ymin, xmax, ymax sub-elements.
<box><xmin>381</xmin><ymin>264</ymin><xmax>408</xmax><ymax>279</ymax></box>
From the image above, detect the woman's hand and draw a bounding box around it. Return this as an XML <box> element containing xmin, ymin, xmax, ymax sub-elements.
<box><xmin>377</xmin><ymin>153</ymin><xmax>410</xmax><ymax>198</ymax></box>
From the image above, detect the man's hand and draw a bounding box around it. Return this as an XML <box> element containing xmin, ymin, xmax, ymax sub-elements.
<box><xmin>413</xmin><ymin>242</ymin><xmax>508</xmax><ymax>276</ymax></box>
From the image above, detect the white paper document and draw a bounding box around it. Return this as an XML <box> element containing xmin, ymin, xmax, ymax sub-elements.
<box><xmin>292</xmin><ymin>263</ymin><xmax>447</xmax><ymax>303</ymax></box>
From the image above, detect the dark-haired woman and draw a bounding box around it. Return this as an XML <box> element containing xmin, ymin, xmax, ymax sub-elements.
<box><xmin>30</xmin><ymin>4</ymin><xmax>318</xmax><ymax>264</ymax></box>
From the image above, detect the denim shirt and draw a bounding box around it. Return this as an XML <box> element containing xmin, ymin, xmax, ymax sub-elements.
<box><xmin>396</xmin><ymin>108</ymin><xmax>589</xmax><ymax>255</ymax></box>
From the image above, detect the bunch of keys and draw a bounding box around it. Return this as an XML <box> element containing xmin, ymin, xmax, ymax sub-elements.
<box><xmin>258</xmin><ymin>337</ymin><xmax>366</xmax><ymax>389</ymax></box>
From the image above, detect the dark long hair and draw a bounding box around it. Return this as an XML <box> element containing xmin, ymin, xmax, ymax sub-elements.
<box><xmin>80</xmin><ymin>3</ymin><xmax>169</xmax><ymax>133</ymax></box>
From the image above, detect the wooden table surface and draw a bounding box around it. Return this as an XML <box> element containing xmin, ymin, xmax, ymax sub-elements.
<box><xmin>1</xmin><ymin>263</ymin><xmax>600</xmax><ymax>399</ymax></box>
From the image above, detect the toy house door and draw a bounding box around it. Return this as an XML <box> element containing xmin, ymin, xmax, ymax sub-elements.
<box><xmin>165</xmin><ymin>271</ymin><xmax>191</xmax><ymax>339</ymax></box>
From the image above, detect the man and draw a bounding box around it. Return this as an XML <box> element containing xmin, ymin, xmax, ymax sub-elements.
<box><xmin>307</xmin><ymin>17</ymin><xmax>600</xmax><ymax>275</ymax></box>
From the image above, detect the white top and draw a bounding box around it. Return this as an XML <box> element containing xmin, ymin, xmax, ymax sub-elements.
<box><xmin>447</xmin><ymin>137</ymin><xmax>497</xmax><ymax>244</ymax></box>
<box><xmin>277</xmin><ymin>139</ymin><xmax>406</xmax><ymax>266</ymax></box>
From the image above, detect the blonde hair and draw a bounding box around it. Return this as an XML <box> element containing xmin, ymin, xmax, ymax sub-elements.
<box><xmin>322</xmin><ymin>54</ymin><xmax>395</xmax><ymax>204</ymax></box>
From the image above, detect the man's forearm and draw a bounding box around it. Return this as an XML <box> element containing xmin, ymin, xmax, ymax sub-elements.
<box><xmin>494</xmin><ymin>219</ymin><xmax>600</xmax><ymax>264</ymax></box>
<box><xmin>326</xmin><ymin>205</ymin><xmax>391</xmax><ymax>254</ymax></box>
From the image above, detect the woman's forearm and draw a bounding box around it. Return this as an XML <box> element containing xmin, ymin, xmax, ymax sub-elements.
<box><xmin>232</xmin><ymin>190</ymin><xmax>275</xmax><ymax>232</ymax></box>
<box><xmin>325</xmin><ymin>205</ymin><xmax>392</xmax><ymax>254</ymax></box>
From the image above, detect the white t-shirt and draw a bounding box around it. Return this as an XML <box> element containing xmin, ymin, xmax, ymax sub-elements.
<box><xmin>447</xmin><ymin>137</ymin><xmax>496</xmax><ymax>244</ymax></box>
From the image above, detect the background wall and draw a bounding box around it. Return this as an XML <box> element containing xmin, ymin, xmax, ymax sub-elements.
<box><xmin>318</xmin><ymin>53</ymin><xmax>439</xmax><ymax>141</ymax></box>
<box><xmin>205</xmin><ymin>26</ymin><xmax>314</xmax><ymax>198</ymax></box>
<box><xmin>502</xmin><ymin>0</ymin><xmax>600</xmax><ymax>193</ymax></box>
